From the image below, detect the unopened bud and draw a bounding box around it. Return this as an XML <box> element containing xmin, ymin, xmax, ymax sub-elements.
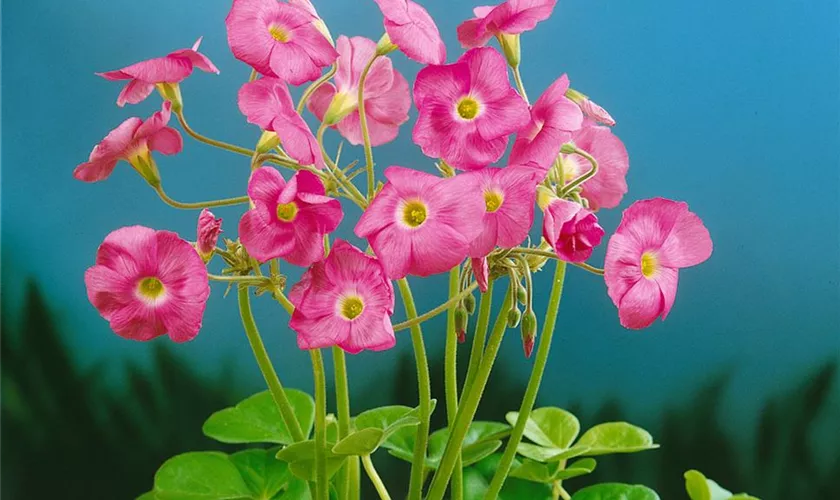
<box><xmin>560</xmin><ymin>142</ymin><xmax>577</xmax><ymax>155</ymax></box>
<box><xmin>463</xmin><ymin>293</ymin><xmax>476</xmax><ymax>314</ymax></box>
<box><xmin>196</xmin><ymin>209</ymin><xmax>223</xmax><ymax>263</ymax></box>
<box><xmin>507</xmin><ymin>307</ymin><xmax>521</xmax><ymax>328</ymax></box>
<box><xmin>516</xmin><ymin>285</ymin><xmax>528</xmax><ymax>304</ymax></box>
<box><xmin>521</xmin><ymin>310</ymin><xmax>537</xmax><ymax>358</ymax></box>
<box><xmin>455</xmin><ymin>307</ymin><xmax>468</xmax><ymax>343</ymax></box>
<box><xmin>156</xmin><ymin>82</ymin><xmax>183</xmax><ymax>113</ymax></box>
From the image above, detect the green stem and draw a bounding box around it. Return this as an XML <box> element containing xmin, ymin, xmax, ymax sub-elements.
<box><xmin>356</xmin><ymin>54</ymin><xmax>379</xmax><ymax>199</ymax></box>
<box><xmin>484</xmin><ymin>262</ymin><xmax>567</xmax><ymax>498</ymax></box>
<box><xmin>361</xmin><ymin>455</ymin><xmax>391</xmax><ymax>500</ymax></box>
<box><xmin>208</xmin><ymin>274</ymin><xmax>264</xmax><ymax>284</ymax></box>
<box><xmin>316</xmin><ymin>123</ymin><xmax>368</xmax><ymax>208</ymax></box>
<box><xmin>176</xmin><ymin>110</ymin><xmax>255</xmax><ymax>157</ymax></box>
<box><xmin>426</xmin><ymin>289</ymin><xmax>514</xmax><ymax>500</ymax></box>
<box><xmin>333</xmin><ymin>347</ymin><xmax>354</xmax><ymax>500</ymax></box>
<box><xmin>510</xmin><ymin>247</ymin><xmax>604</xmax><ymax>276</ymax></box>
<box><xmin>310</xmin><ymin>349</ymin><xmax>329</xmax><ymax>500</ymax></box>
<box><xmin>298</xmin><ymin>64</ymin><xmax>338</xmax><ymax>114</ymax></box>
<box><xmin>559</xmin><ymin>147</ymin><xmax>598</xmax><ymax>196</ymax></box>
<box><xmin>237</xmin><ymin>287</ymin><xmax>305</xmax><ymax>442</ymax></box>
<box><xmin>444</xmin><ymin>268</ymin><xmax>464</xmax><ymax>500</ymax></box>
<box><xmin>462</xmin><ymin>280</ymin><xmax>494</xmax><ymax>398</ymax></box>
<box><xmin>397</xmin><ymin>278</ymin><xmax>432</xmax><ymax>500</ymax></box>
<box><xmin>152</xmin><ymin>184</ymin><xmax>249</xmax><ymax>210</ymax></box>
<box><xmin>512</xmin><ymin>66</ymin><xmax>529</xmax><ymax>105</ymax></box>
<box><xmin>558</xmin><ymin>484</ymin><xmax>572</xmax><ymax>500</ymax></box>
<box><xmin>392</xmin><ymin>282</ymin><xmax>479</xmax><ymax>332</ymax></box>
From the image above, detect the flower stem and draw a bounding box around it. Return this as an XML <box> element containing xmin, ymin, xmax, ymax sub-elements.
<box><xmin>152</xmin><ymin>184</ymin><xmax>249</xmax><ymax>210</ymax></box>
<box><xmin>512</xmin><ymin>66</ymin><xmax>529</xmax><ymax>105</ymax></box>
<box><xmin>208</xmin><ymin>274</ymin><xmax>264</xmax><ymax>284</ymax></box>
<box><xmin>298</xmin><ymin>64</ymin><xmax>338</xmax><ymax>114</ymax></box>
<box><xmin>332</xmin><ymin>347</ymin><xmax>356</xmax><ymax>500</ymax></box>
<box><xmin>357</xmin><ymin>54</ymin><xmax>379</xmax><ymax>200</ymax></box>
<box><xmin>316</xmin><ymin>123</ymin><xmax>368</xmax><ymax>208</ymax></box>
<box><xmin>511</xmin><ymin>247</ymin><xmax>604</xmax><ymax>276</ymax></box>
<box><xmin>175</xmin><ymin>110</ymin><xmax>255</xmax><ymax>157</ymax></box>
<box><xmin>361</xmin><ymin>455</ymin><xmax>391</xmax><ymax>500</ymax></box>
<box><xmin>444</xmin><ymin>268</ymin><xmax>464</xmax><ymax>500</ymax></box>
<box><xmin>462</xmin><ymin>280</ymin><xmax>494</xmax><ymax>397</ymax></box>
<box><xmin>484</xmin><ymin>261</ymin><xmax>567</xmax><ymax>498</ymax></box>
<box><xmin>237</xmin><ymin>287</ymin><xmax>305</xmax><ymax>442</ymax></box>
<box><xmin>397</xmin><ymin>278</ymin><xmax>432</xmax><ymax>500</ymax></box>
<box><xmin>392</xmin><ymin>282</ymin><xmax>479</xmax><ymax>332</ymax></box>
<box><xmin>425</xmin><ymin>289</ymin><xmax>514</xmax><ymax>500</ymax></box>
<box><xmin>310</xmin><ymin>349</ymin><xmax>329</xmax><ymax>500</ymax></box>
<box><xmin>559</xmin><ymin>146</ymin><xmax>598</xmax><ymax>196</ymax></box>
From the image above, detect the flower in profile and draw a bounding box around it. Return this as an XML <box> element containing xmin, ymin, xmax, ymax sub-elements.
<box><xmin>373</xmin><ymin>0</ymin><xmax>446</xmax><ymax>64</ymax></box>
<box><xmin>308</xmin><ymin>36</ymin><xmax>410</xmax><ymax>146</ymax></box>
<box><xmin>73</xmin><ymin>102</ymin><xmax>182</xmax><ymax>184</ymax></box>
<box><xmin>196</xmin><ymin>209</ymin><xmax>222</xmax><ymax>263</ymax></box>
<box><xmin>225</xmin><ymin>0</ymin><xmax>338</xmax><ymax>85</ymax></box>
<box><xmin>239</xmin><ymin>167</ymin><xmax>342</xmax><ymax>266</ymax></box>
<box><xmin>604</xmin><ymin>198</ymin><xmax>713</xmax><ymax>329</ymax></box>
<box><xmin>471</xmin><ymin>256</ymin><xmax>490</xmax><ymax>293</ymax></box>
<box><xmin>509</xmin><ymin>74</ymin><xmax>583</xmax><ymax>172</ymax></box>
<box><xmin>355</xmin><ymin>167</ymin><xmax>485</xmax><ymax>279</ymax></box>
<box><xmin>539</xmin><ymin>191</ymin><xmax>605</xmax><ymax>263</ymax></box>
<box><xmin>289</xmin><ymin>240</ymin><xmax>396</xmax><ymax>353</ymax></box>
<box><xmin>289</xmin><ymin>0</ymin><xmax>334</xmax><ymax>45</ymax></box>
<box><xmin>84</xmin><ymin>226</ymin><xmax>210</xmax><ymax>342</ymax></box>
<box><xmin>468</xmin><ymin>166</ymin><xmax>539</xmax><ymax>258</ymax></box>
<box><xmin>457</xmin><ymin>0</ymin><xmax>557</xmax><ymax>54</ymax></box>
<box><xmin>412</xmin><ymin>47</ymin><xmax>530</xmax><ymax>170</ymax></box>
<box><xmin>566</xmin><ymin>89</ymin><xmax>616</xmax><ymax>126</ymax></box>
<box><xmin>97</xmin><ymin>38</ymin><xmax>219</xmax><ymax>107</ymax></box>
<box><xmin>560</xmin><ymin>124</ymin><xmax>629</xmax><ymax>210</ymax></box>
<box><xmin>238</xmin><ymin>77</ymin><xmax>324</xmax><ymax>169</ymax></box>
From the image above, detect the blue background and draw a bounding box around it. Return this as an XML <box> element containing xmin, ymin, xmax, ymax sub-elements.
<box><xmin>2</xmin><ymin>0</ymin><xmax>838</xmax><ymax>450</ymax></box>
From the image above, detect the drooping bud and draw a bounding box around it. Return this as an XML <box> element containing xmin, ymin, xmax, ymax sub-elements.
<box><xmin>565</xmin><ymin>88</ymin><xmax>616</xmax><ymax>126</ymax></box>
<box><xmin>455</xmin><ymin>306</ymin><xmax>468</xmax><ymax>343</ymax></box>
<box><xmin>520</xmin><ymin>310</ymin><xmax>537</xmax><ymax>358</ymax></box>
<box><xmin>196</xmin><ymin>209</ymin><xmax>223</xmax><ymax>263</ymax></box>
<box><xmin>496</xmin><ymin>33</ymin><xmax>521</xmax><ymax>68</ymax></box>
<box><xmin>376</xmin><ymin>32</ymin><xmax>399</xmax><ymax>57</ymax></box>
<box><xmin>507</xmin><ymin>307</ymin><xmax>522</xmax><ymax>328</ymax></box>
<box><xmin>516</xmin><ymin>284</ymin><xmax>528</xmax><ymax>304</ymax></box>
<box><xmin>156</xmin><ymin>82</ymin><xmax>183</xmax><ymax>113</ymax></box>
<box><xmin>463</xmin><ymin>293</ymin><xmax>476</xmax><ymax>315</ymax></box>
<box><xmin>256</xmin><ymin>130</ymin><xmax>280</xmax><ymax>154</ymax></box>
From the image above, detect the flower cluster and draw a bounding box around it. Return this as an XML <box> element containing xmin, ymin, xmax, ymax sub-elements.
<box><xmin>79</xmin><ymin>0</ymin><xmax>712</xmax><ymax>349</ymax></box>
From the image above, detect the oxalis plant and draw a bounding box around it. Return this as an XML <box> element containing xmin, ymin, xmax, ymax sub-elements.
<box><xmin>75</xmin><ymin>0</ymin><xmax>756</xmax><ymax>499</ymax></box>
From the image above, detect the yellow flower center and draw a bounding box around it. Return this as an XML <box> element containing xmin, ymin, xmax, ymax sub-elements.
<box><xmin>456</xmin><ymin>97</ymin><xmax>480</xmax><ymax>120</ymax></box>
<box><xmin>640</xmin><ymin>252</ymin><xmax>658</xmax><ymax>278</ymax></box>
<box><xmin>484</xmin><ymin>190</ymin><xmax>504</xmax><ymax>213</ymax></box>
<box><xmin>269</xmin><ymin>25</ymin><xmax>291</xmax><ymax>43</ymax></box>
<box><xmin>340</xmin><ymin>296</ymin><xmax>364</xmax><ymax>320</ymax></box>
<box><xmin>402</xmin><ymin>200</ymin><xmax>428</xmax><ymax>228</ymax></box>
<box><xmin>276</xmin><ymin>202</ymin><xmax>299</xmax><ymax>222</ymax></box>
<box><xmin>137</xmin><ymin>277</ymin><xmax>165</xmax><ymax>300</ymax></box>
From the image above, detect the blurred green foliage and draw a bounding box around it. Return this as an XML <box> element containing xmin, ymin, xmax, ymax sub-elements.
<box><xmin>2</xmin><ymin>284</ymin><xmax>838</xmax><ymax>499</ymax></box>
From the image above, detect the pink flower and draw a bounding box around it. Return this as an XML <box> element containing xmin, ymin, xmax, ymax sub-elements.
<box><xmin>457</xmin><ymin>0</ymin><xmax>557</xmax><ymax>48</ymax></box>
<box><xmin>468</xmin><ymin>166</ymin><xmax>539</xmax><ymax>258</ymax></box>
<box><xmin>289</xmin><ymin>240</ymin><xmax>396</xmax><ymax>353</ymax></box>
<box><xmin>308</xmin><ymin>36</ymin><xmax>410</xmax><ymax>146</ymax></box>
<box><xmin>288</xmin><ymin>0</ymin><xmax>334</xmax><ymax>45</ymax></box>
<box><xmin>373</xmin><ymin>0</ymin><xmax>446</xmax><ymax>64</ymax></box>
<box><xmin>471</xmin><ymin>257</ymin><xmax>490</xmax><ymax>293</ymax></box>
<box><xmin>561</xmin><ymin>124</ymin><xmax>629</xmax><ymax>210</ymax></box>
<box><xmin>604</xmin><ymin>198</ymin><xmax>713</xmax><ymax>329</ymax></box>
<box><xmin>541</xmin><ymin>197</ymin><xmax>605</xmax><ymax>263</ymax></box>
<box><xmin>578</xmin><ymin>97</ymin><xmax>615</xmax><ymax>126</ymax></box>
<box><xmin>84</xmin><ymin>226</ymin><xmax>210</xmax><ymax>342</ymax></box>
<box><xmin>412</xmin><ymin>47</ymin><xmax>530</xmax><ymax>170</ymax></box>
<box><xmin>239</xmin><ymin>167</ymin><xmax>342</xmax><ymax>266</ymax></box>
<box><xmin>509</xmin><ymin>74</ymin><xmax>583</xmax><ymax>172</ymax></box>
<box><xmin>196</xmin><ymin>209</ymin><xmax>222</xmax><ymax>262</ymax></box>
<box><xmin>238</xmin><ymin>77</ymin><xmax>324</xmax><ymax>169</ymax></box>
<box><xmin>225</xmin><ymin>0</ymin><xmax>338</xmax><ymax>85</ymax></box>
<box><xmin>97</xmin><ymin>38</ymin><xmax>219</xmax><ymax>107</ymax></box>
<box><xmin>73</xmin><ymin>102</ymin><xmax>182</xmax><ymax>183</ymax></box>
<box><xmin>355</xmin><ymin>167</ymin><xmax>485</xmax><ymax>279</ymax></box>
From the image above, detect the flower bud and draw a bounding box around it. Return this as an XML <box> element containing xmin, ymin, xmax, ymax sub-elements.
<box><xmin>455</xmin><ymin>306</ymin><xmax>468</xmax><ymax>343</ymax></box>
<box><xmin>560</xmin><ymin>142</ymin><xmax>577</xmax><ymax>155</ymax></box>
<box><xmin>565</xmin><ymin>88</ymin><xmax>615</xmax><ymax>126</ymax></box>
<box><xmin>516</xmin><ymin>284</ymin><xmax>528</xmax><ymax>304</ymax></box>
<box><xmin>196</xmin><ymin>209</ymin><xmax>223</xmax><ymax>263</ymax></box>
<box><xmin>520</xmin><ymin>310</ymin><xmax>537</xmax><ymax>358</ymax></box>
<box><xmin>507</xmin><ymin>307</ymin><xmax>521</xmax><ymax>328</ymax></box>
<box><xmin>376</xmin><ymin>32</ymin><xmax>399</xmax><ymax>56</ymax></box>
<box><xmin>156</xmin><ymin>82</ymin><xmax>183</xmax><ymax>113</ymax></box>
<box><xmin>463</xmin><ymin>293</ymin><xmax>476</xmax><ymax>315</ymax></box>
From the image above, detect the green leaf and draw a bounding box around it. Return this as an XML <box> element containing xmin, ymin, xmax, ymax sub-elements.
<box><xmin>575</xmin><ymin>422</ymin><xmax>659</xmax><ymax>456</ymax></box>
<box><xmin>203</xmin><ymin>390</ymin><xmax>315</xmax><ymax>445</ymax></box>
<box><xmin>136</xmin><ymin>492</ymin><xmax>157</xmax><ymax>500</ymax></box>
<box><xmin>684</xmin><ymin>470</ymin><xmax>760</xmax><ymax>500</ymax></box>
<box><xmin>571</xmin><ymin>483</ymin><xmax>660</xmax><ymax>500</ymax></box>
<box><xmin>427</xmin><ymin>422</ymin><xmax>509</xmax><ymax>468</ymax></box>
<box><xmin>275</xmin><ymin>440</ymin><xmax>347</xmax><ymax>482</ymax></box>
<box><xmin>507</xmin><ymin>407</ymin><xmax>579</xmax><ymax>449</ymax></box>
<box><xmin>516</xmin><ymin>442</ymin><xmax>591</xmax><ymax>463</ymax></box>
<box><xmin>153</xmin><ymin>452</ymin><xmax>252</xmax><ymax>500</ymax></box>
<box><xmin>509</xmin><ymin>459</ymin><xmax>556</xmax><ymax>483</ymax></box>
<box><xmin>332</xmin><ymin>428</ymin><xmax>385</xmax><ymax>456</ymax></box>
<box><xmin>332</xmin><ymin>404</ymin><xmax>424</xmax><ymax>456</ymax></box>
<box><xmin>554</xmin><ymin>458</ymin><xmax>597</xmax><ymax>480</ymax></box>
<box><xmin>229</xmin><ymin>448</ymin><xmax>290</xmax><ymax>499</ymax></box>
<box><xmin>463</xmin><ymin>454</ymin><xmax>553</xmax><ymax>500</ymax></box>
<box><xmin>277</xmin><ymin>478</ymin><xmax>311</xmax><ymax>499</ymax></box>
